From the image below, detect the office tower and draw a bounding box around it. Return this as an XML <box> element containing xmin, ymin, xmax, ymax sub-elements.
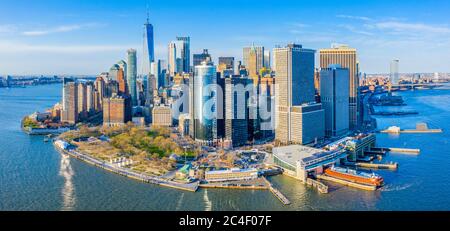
<box><xmin>224</xmin><ymin>76</ymin><xmax>253</xmax><ymax>147</ymax></box>
<box><xmin>109</xmin><ymin>64</ymin><xmax>120</xmax><ymax>81</ymax></box>
<box><xmin>274</xmin><ymin>44</ymin><xmax>325</xmax><ymax>145</ymax></box>
<box><xmin>117</xmin><ymin>60</ymin><xmax>127</xmax><ymax>80</ymax></box>
<box><xmin>77</xmin><ymin>82</ymin><xmax>88</xmax><ymax>119</ymax></box>
<box><xmin>320</xmin><ymin>65</ymin><xmax>350</xmax><ymax>137</ymax></box>
<box><xmin>168</xmin><ymin>42</ymin><xmax>177</xmax><ymax>76</ymax></box>
<box><xmin>193</xmin><ymin>49</ymin><xmax>211</xmax><ymax>67</ymax></box>
<box><xmin>314</xmin><ymin>68</ymin><xmax>321</xmax><ymax>95</ymax></box>
<box><xmin>117</xmin><ymin>66</ymin><xmax>128</xmax><ymax>95</ymax></box>
<box><xmin>61</xmin><ymin>78</ymin><xmax>78</xmax><ymax>124</ymax></box>
<box><xmin>152</xmin><ymin>105</ymin><xmax>172</xmax><ymax>126</ymax></box>
<box><xmin>260</xmin><ymin>76</ymin><xmax>275</xmax><ymax>137</ymax></box>
<box><xmin>219</xmin><ymin>57</ymin><xmax>234</xmax><ymax>72</ymax></box>
<box><xmin>127</xmin><ymin>49</ymin><xmax>138</xmax><ymax>106</ymax></box>
<box><xmin>390</xmin><ymin>59</ymin><xmax>399</xmax><ymax>84</ymax></box>
<box><xmin>243</xmin><ymin>44</ymin><xmax>264</xmax><ymax>72</ymax></box>
<box><xmin>142</xmin><ymin>14</ymin><xmax>154</xmax><ymax>76</ymax></box>
<box><xmin>102</xmin><ymin>94</ymin><xmax>132</xmax><ymax>127</ymax></box>
<box><xmin>176</xmin><ymin>37</ymin><xmax>190</xmax><ymax>73</ymax></box>
<box><xmin>319</xmin><ymin>44</ymin><xmax>358</xmax><ymax>130</ymax></box>
<box><xmin>264</xmin><ymin>50</ymin><xmax>271</xmax><ymax>68</ymax></box>
<box><xmin>190</xmin><ymin>59</ymin><xmax>217</xmax><ymax>142</ymax></box>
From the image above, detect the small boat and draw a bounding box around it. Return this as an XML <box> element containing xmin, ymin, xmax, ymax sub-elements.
<box><xmin>325</xmin><ymin>166</ymin><xmax>384</xmax><ymax>187</ymax></box>
<box><xmin>43</xmin><ymin>137</ymin><xmax>49</xmax><ymax>142</ymax></box>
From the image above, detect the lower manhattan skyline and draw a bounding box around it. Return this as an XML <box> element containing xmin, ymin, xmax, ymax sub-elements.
<box><xmin>1</xmin><ymin>0</ymin><xmax>450</xmax><ymax>75</ymax></box>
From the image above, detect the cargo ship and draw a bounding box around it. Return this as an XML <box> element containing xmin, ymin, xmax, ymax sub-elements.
<box><xmin>324</xmin><ymin>166</ymin><xmax>384</xmax><ymax>187</ymax></box>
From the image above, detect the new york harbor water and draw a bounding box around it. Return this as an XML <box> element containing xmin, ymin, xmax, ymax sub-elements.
<box><xmin>1</xmin><ymin>84</ymin><xmax>449</xmax><ymax>211</ymax></box>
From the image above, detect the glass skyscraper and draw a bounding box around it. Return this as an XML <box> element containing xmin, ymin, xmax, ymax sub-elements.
<box><xmin>127</xmin><ymin>49</ymin><xmax>138</xmax><ymax>106</ymax></box>
<box><xmin>191</xmin><ymin>60</ymin><xmax>217</xmax><ymax>142</ymax></box>
<box><xmin>142</xmin><ymin>16</ymin><xmax>154</xmax><ymax>76</ymax></box>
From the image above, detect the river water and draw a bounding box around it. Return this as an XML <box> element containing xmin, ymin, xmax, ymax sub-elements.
<box><xmin>1</xmin><ymin>84</ymin><xmax>449</xmax><ymax>210</ymax></box>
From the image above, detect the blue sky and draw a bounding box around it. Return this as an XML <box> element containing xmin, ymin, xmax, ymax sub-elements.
<box><xmin>0</xmin><ymin>0</ymin><xmax>449</xmax><ymax>75</ymax></box>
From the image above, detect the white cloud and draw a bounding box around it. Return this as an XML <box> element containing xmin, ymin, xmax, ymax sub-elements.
<box><xmin>371</xmin><ymin>21</ymin><xmax>450</xmax><ymax>34</ymax></box>
<box><xmin>337</xmin><ymin>15</ymin><xmax>372</xmax><ymax>21</ymax></box>
<box><xmin>22</xmin><ymin>23</ymin><xmax>105</xmax><ymax>36</ymax></box>
<box><xmin>0</xmin><ymin>24</ymin><xmax>16</xmax><ymax>34</ymax></box>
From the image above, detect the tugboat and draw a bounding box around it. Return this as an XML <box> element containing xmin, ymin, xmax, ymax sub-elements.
<box><xmin>325</xmin><ymin>166</ymin><xmax>384</xmax><ymax>187</ymax></box>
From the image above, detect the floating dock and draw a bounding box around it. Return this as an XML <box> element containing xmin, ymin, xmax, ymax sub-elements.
<box><xmin>372</xmin><ymin>147</ymin><xmax>420</xmax><ymax>155</ymax></box>
<box><xmin>316</xmin><ymin>174</ymin><xmax>377</xmax><ymax>191</ymax></box>
<box><xmin>343</xmin><ymin>161</ymin><xmax>398</xmax><ymax>170</ymax></box>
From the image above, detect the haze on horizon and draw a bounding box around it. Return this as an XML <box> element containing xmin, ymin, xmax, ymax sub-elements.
<box><xmin>0</xmin><ymin>0</ymin><xmax>449</xmax><ymax>75</ymax></box>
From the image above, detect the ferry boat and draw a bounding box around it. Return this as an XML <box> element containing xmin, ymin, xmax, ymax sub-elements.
<box><xmin>324</xmin><ymin>166</ymin><xmax>384</xmax><ymax>187</ymax></box>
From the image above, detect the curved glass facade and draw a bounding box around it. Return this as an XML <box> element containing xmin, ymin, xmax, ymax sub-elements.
<box><xmin>193</xmin><ymin>61</ymin><xmax>217</xmax><ymax>141</ymax></box>
<box><xmin>127</xmin><ymin>49</ymin><xmax>138</xmax><ymax>106</ymax></box>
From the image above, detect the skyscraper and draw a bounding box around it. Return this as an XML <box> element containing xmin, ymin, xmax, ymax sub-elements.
<box><xmin>61</xmin><ymin>78</ymin><xmax>78</xmax><ymax>124</ymax></box>
<box><xmin>193</xmin><ymin>49</ymin><xmax>211</xmax><ymax>67</ymax></box>
<box><xmin>190</xmin><ymin>59</ymin><xmax>218</xmax><ymax>142</ymax></box>
<box><xmin>142</xmin><ymin>13</ymin><xmax>154</xmax><ymax>76</ymax></box>
<box><xmin>320</xmin><ymin>65</ymin><xmax>350</xmax><ymax>137</ymax></box>
<box><xmin>264</xmin><ymin>50</ymin><xmax>271</xmax><ymax>69</ymax></box>
<box><xmin>319</xmin><ymin>44</ymin><xmax>359</xmax><ymax>130</ymax></box>
<box><xmin>243</xmin><ymin>44</ymin><xmax>264</xmax><ymax>73</ymax></box>
<box><xmin>168</xmin><ymin>42</ymin><xmax>177</xmax><ymax>76</ymax></box>
<box><xmin>127</xmin><ymin>49</ymin><xmax>138</xmax><ymax>106</ymax></box>
<box><xmin>176</xmin><ymin>37</ymin><xmax>190</xmax><ymax>73</ymax></box>
<box><xmin>274</xmin><ymin>44</ymin><xmax>324</xmax><ymax>145</ymax></box>
<box><xmin>225</xmin><ymin>76</ymin><xmax>254</xmax><ymax>147</ymax></box>
<box><xmin>390</xmin><ymin>59</ymin><xmax>399</xmax><ymax>84</ymax></box>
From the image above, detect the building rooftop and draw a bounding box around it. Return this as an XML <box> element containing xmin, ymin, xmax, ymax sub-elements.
<box><xmin>272</xmin><ymin>145</ymin><xmax>323</xmax><ymax>166</ymax></box>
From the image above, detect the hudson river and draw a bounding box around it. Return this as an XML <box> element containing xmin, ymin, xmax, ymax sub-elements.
<box><xmin>1</xmin><ymin>84</ymin><xmax>449</xmax><ymax>210</ymax></box>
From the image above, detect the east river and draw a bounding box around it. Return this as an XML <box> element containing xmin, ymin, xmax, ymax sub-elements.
<box><xmin>1</xmin><ymin>84</ymin><xmax>449</xmax><ymax>210</ymax></box>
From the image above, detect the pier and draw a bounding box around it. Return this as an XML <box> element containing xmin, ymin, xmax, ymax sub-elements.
<box><xmin>316</xmin><ymin>174</ymin><xmax>377</xmax><ymax>191</ymax></box>
<box><xmin>263</xmin><ymin>177</ymin><xmax>291</xmax><ymax>205</ymax></box>
<box><xmin>306</xmin><ymin>178</ymin><xmax>328</xmax><ymax>194</ymax></box>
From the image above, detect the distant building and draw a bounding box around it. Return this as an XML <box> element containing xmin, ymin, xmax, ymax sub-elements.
<box><xmin>218</xmin><ymin>57</ymin><xmax>234</xmax><ymax>74</ymax></box>
<box><xmin>102</xmin><ymin>94</ymin><xmax>132</xmax><ymax>127</ymax></box>
<box><xmin>259</xmin><ymin>76</ymin><xmax>275</xmax><ymax>137</ymax></box>
<box><xmin>390</xmin><ymin>59</ymin><xmax>399</xmax><ymax>84</ymax></box>
<box><xmin>274</xmin><ymin>44</ymin><xmax>324</xmax><ymax>145</ymax></box>
<box><xmin>117</xmin><ymin>66</ymin><xmax>128</xmax><ymax>95</ymax></box>
<box><xmin>319</xmin><ymin>44</ymin><xmax>359</xmax><ymax>130</ymax></box>
<box><xmin>142</xmin><ymin>16</ymin><xmax>155</xmax><ymax>76</ymax></box>
<box><xmin>77</xmin><ymin>82</ymin><xmax>88</xmax><ymax>120</ymax></box>
<box><xmin>193</xmin><ymin>49</ymin><xmax>211</xmax><ymax>67</ymax></box>
<box><xmin>320</xmin><ymin>65</ymin><xmax>350</xmax><ymax>137</ymax></box>
<box><xmin>94</xmin><ymin>76</ymin><xmax>105</xmax><ymax>112</ymax></box>
<box><xmin>168</xmin><ymin>42</ymin><xmax>177</xmax><ymax>76</ymax></box>
<box><xmin>152</xmin><ymin>105</ymin><xmax>172</xmax><ymax>126</ymax></box>
<box><xmin>178</xmin><ymin>113</ymin><xmax>190</xmax><ymax>136</ymax></box>
<box><xmin>176</xmin><ymin>36</ymin><xmax>190</xmax><ymax>73</ymax></box>
<box><xmin>243</xmin><ymin>45</ymin><xmax>264</xmax><ymax>73</ymax></box>
<box><xmin>127</xmin><ymin>49</ymin><xmax>138</xmax><ymax>106</ymax></box>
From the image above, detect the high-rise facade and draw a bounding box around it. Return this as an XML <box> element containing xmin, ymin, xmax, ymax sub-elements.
<box><xmin>319</xmin><ymin>44</ymin><xmax>359</xmax><ymax>130</ymax></box>
<box><xmin>243</xmin><ymin>45</ymin><xmax>264</xmax><ymax>73</ymax></box>
<box><xmin>61</xmin><ymin>78</ymin><xmax>78</xmax><ymax>124</ymax></box>
<box><xmin>103</xmin><ymin>94</ymin><xmax>132</xmax><ymax>127</ymax></box>
<box><xmin>193</xmin><ymin>49</ymin><xmax>211</xmax><ymax>67</ymax></box>
<box><xmin>274</xmin><ymin>44</ymin><xmax>324</xmax><ymax>145</ymax></box>
<box><xmin>320</xmin><ymin>65</ymin><xmax>350</xmax><ymax>137</ymax></box>
<box><xmin>190</xmin><ymin>60</ymin><xmax>218</xmax><ymax>142</ymax></box>
<box><xmin>77</xmin><ymin>82</ymin><xmax>88</xmax><ymax>119</ymax></box>
<box><xmin>176</xmin><ymin>37</ymin><xmax>190</xmax><ymax>73</ymax></box>
<box><xmin>390</xmin><ymin>59</ymin><xmax>399</xmax><ymax>84</ymax></box>
<box><xmin>127</xmin><ymin>49</ymin><xmax>138</xmax><ymax>106</ymax></box>
<box><xmin>142</xmin><ymin>16</ymin><xmax>154</xmax><ymax>76</ymax></box>
<box><xmin>168</xmin><ymin>42</ymin><xmax>177</xmax><ymax>76</ymax></box>
<box><xmin>224</xmin><ymin>76</ymin><xmax>254</xmax><ymax>147</ymax></box>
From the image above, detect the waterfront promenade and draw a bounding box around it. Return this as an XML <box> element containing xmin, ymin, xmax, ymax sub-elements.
<box><xmin>55</xmin><ymin>140</ymin><xmax>199</xmax><ymax>192</ymax></box>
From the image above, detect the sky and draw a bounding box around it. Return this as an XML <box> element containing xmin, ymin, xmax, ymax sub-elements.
<box><xmin>0</xmin><ymin>0</ymin><xmax>449</xmax><ymax>75</ymax></box>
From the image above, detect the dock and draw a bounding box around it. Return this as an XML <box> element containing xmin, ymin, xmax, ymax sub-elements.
<box><xmin>199</xmin><ymin>178</ymin><xmax>269</xmax><ymax>190</ymax></box>
<box><xmin>263</xmin><ymin>177</ymin><xmax>291</xmax><ymax>205</ymax></box>
<box><xmin>316</xmin><ymin>174</ymin><xmax>377</xmax><ymax>191</ymax></box>
<box><xmin>306</xmin><ymin>178</ymin><xmax>328</xmax><ymax>194</ymax></box>
<box><xmin>372</xmin><ymin>147</ymin><xmax>420</xmax><ymax>155</ymax></box>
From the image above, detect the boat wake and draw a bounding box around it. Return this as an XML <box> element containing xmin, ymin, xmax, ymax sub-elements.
<box><xmin>203</xmin><ymin>189</ymin><xmax>212</xmax><ymax>211</ymax></box>
<box><xmin>379</xmin><ymin>183</ymin><xmax>413</xmax><ymax>192</ymax></box>
<box><xmin>59</xmin><ymin>154</ymin><xmax>75</xmax><ymax>210</ymax></box>
<box><xmin>175</xmin><ymin>193</ymin><xmax>184</xmax><ymax>211</ymax></box>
